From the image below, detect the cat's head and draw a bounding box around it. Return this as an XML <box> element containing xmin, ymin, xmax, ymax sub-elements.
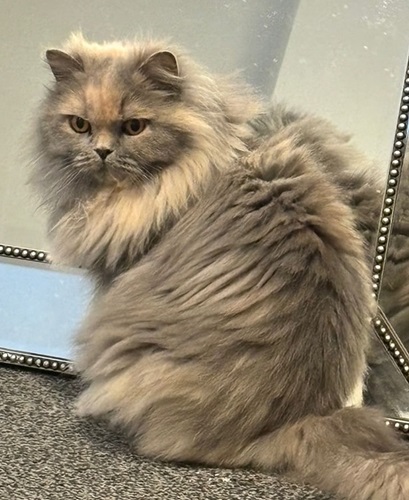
<box><xmin>31</xmin><ymin>34</ymin><xmax>261</xmax><ymax>270</ymax></box>
<box><xmin>38</xmin><ymin>37</ymin><xmax>193</xmax><ymax>192</ymax></box>
<box><xmin>33</xmin><ymin>34</ymin><xmax>259</xmax><ymax>206</ymax></box>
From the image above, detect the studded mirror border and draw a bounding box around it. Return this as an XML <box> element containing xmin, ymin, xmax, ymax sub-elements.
<box><xmin>373</xmin><ymin>307</ymin><xmax>409</xmax><ymax>382</ymax></box>
<box><xmin>372</xmin><ymin>60</ymin><xmax>409</xmax><ymax>299</ymax></box>
<box><xmin>0</xmin><ymin>244</ymin><xmax>74</xmax><ymax>374</ymax></box>
<box><xmin>385</xmin><ymin>417</ymin><xmax>409</xmax><ymax>435</ymax></box>
<box><xmin>0</xmin><ymin>347</ymin><xmax>75</xmax><ymax>375</ymax></box>
<box><xmin>0</xmin><ymin>243</ymin><xmax>49</xmax><ymax>263</ymax></box>
<box><xmin>371</xmin><ymin>57</ymin><xmax>409</xmax><ymax>432</ymax></box>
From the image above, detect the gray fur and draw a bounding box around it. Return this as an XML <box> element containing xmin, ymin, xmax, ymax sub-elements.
<box><xmin>31</xmin><ymin>35</ymin><xmax>409</xmax><ymax>499</ymax></box>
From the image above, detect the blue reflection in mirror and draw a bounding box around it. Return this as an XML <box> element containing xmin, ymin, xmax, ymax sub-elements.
<box><xmin>0</xmin><ymin>258</ymin><xmax>92</xmax><ymax>359</ymax></box>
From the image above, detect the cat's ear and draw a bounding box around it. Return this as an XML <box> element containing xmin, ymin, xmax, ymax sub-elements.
<box><xmin>45</xmin><ymin>49</ymin><xmax>84</xmax><ymax>82</ymax></box>
<box><xmin>139</xmin><ymin>50</ymin><xmax>181</xmax><ymax>93</ymax></box>
<box><xmin>142</xmin><ymin>51</ymin><xmax>179</xmax><ymax>77</ymax></box>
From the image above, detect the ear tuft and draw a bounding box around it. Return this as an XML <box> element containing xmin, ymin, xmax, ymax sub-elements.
<box><xmin>45</xmin><ymin>49</ymin><xmax>84</xmax><ymax>82</ymax></box>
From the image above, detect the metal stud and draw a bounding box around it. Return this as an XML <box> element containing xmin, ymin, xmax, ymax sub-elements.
<box><xmin>388</xmin><ymin>178</ymin><xmax>397</xmax><ymax>186</ymax></box>
<box><xmin>386</xmin><ymin>188</ymin><xmax>395</xmax><ymax>195</ymax></box>
<box><xmin>374</xmin><ymin>264</ymin><xmax>382</xmax><ymax>272</ymax></box>
<box><xmin>396</xmin><ymin>132</ymin><xmax>406</xmax><ymax>139</ymax></box>
<box><xmin>378</xmin><ymin>236</ymin><xmax>387</xmax><ymax>244</ymax></box>
<box><xmin>395</xmin><ymin>141</ymin><xmax>404</xmax><ymax>148</ymax></box>
<box><xmin>380</xmin><ymin>227</ymin><xmax>388</xmax><ymax>234</ymax></box>
<box><xmin>376</xmin><ymin>255</ymin><xmax>384</xmax><ymax>263</ymax></box>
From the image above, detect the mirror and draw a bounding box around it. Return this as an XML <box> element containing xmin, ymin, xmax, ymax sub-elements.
<box><xmin>1</xmin><ymin>1</ymin><xmax>409</xmax><ymax>431</ymax></box>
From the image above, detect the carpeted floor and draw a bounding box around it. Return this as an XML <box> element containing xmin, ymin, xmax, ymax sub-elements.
<box><xmin>0</xmin><ymin>366</ymin><xmax>333</xmax><ymax>500</ymax></box>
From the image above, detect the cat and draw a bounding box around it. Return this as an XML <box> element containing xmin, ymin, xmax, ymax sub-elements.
<box><xmin>30</xmin><ymin>33</ymin><xmax>409</xmax><ymax>499</ymax></box>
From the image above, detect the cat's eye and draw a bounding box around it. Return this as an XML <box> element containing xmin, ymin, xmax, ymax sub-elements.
<box><xmin>122</xmin><ymin>119</ymin><xmax>147</xmax><ymax>136</ymax></box>
<box><xmin>69</xmin><ymin>116</ymin><xmax>91</xmax><ymax>134</ymax></box>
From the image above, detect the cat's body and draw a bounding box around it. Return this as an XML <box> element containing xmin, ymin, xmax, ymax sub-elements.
<box><xmin>31</xmin><ymin>35</ymin><xmax>409</xmax><ymax>499</ymax></box>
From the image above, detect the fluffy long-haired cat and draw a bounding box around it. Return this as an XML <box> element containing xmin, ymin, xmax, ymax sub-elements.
<box><xmin>30</xmin><ymin>34</ymin><xmax>409</xmax><ymax>499</ymax></box>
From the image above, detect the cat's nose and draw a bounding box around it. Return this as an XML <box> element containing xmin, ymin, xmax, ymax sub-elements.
<box><xmin>95</xmin><ymin>148</ymin><xmax>113</xmax><ymax>160</ymax></box>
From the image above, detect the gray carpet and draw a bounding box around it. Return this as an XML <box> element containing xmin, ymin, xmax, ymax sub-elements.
<box><xmin>0</xmin><ymin>366</ymin><xmax>333</xmax><ymax>500</ymax></box>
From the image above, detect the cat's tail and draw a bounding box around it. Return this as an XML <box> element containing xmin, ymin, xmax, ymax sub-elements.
<box><xmin>239</xmin><ymin>407</ymin><xmax>409</xmax><ymax>499</ymax></box>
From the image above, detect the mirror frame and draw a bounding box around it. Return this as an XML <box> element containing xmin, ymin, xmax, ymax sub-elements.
<box><xmin>0</xmin><ymin>244</ymin><xmax>75</xmax><ymax>375</ymax></box>
<box><xmin>372</xmin><ymin>55</ymin><xmax>409</xmax><ymax>432</ymax></box>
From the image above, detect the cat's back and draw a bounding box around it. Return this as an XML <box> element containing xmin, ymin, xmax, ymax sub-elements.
<box><xmin>249</xmin><ymin>104</ymin><xmax>380</xmax><ymax>183</ymax></box>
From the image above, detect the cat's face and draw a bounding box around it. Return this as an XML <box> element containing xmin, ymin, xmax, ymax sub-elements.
<box><xmin>38</xmin><ymin>42</ymin><xmax>193</xmax><ymax>196</ymax></box>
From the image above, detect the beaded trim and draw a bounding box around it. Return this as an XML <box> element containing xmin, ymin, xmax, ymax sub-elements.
<box><xmin>371</xmin><ymin>58</ymin><xmax>409</xmax><ymax>429</ymax></box>
<box><xmin>0</xmin><ymin>243</ymin><xmax>48</xmax><ymax>263</ymax></box>
<box><xmin>385</xmin><ymin>417</ymin><xmax>409</xmax><ymax>435</ymax></box>
<box><xmin>0</xmin><ymin>244</ymin><xmax>71</xmax><ymax>374</ymax></box>
<box><xmin>373</xmin><ymin>307</ymin><xmax>409</xmax><ymax>380</ymax></box>
<box><xmin>0</xmin><ymin>347</ymin><xmax>75</xmax><ymax>375</ymax></box>
<box><xmin>372</xmin><ymin>61</ymin><xmax>409</xmax><ymax>298</ymax></box>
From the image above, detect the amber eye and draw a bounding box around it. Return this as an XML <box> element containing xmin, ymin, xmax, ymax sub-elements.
<box><xmin>69</xmin><ymin>116</ymin><xmax>91</xmax><ymax>134</ymax></box>
<box><xmin>122</xmin><ymin>118</ymin><xmax>147</xmax><ymax>136</ymax></box>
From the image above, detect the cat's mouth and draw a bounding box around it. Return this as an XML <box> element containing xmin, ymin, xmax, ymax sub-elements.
<box><xmin>72</xmin><ymin>152</ymin><xmax>144</xmax><ymax>188</ymax></box>
<box><xmin>87</xmin><ymin>158</ymin><xmax>140</xmax><ymax>187</ymax></box>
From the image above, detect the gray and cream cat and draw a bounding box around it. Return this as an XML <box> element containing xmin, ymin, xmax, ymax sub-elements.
<box><xmin>31</xmin><ymin>34</ymin><xmax>409</xmax><ymax>499</ymax></box>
